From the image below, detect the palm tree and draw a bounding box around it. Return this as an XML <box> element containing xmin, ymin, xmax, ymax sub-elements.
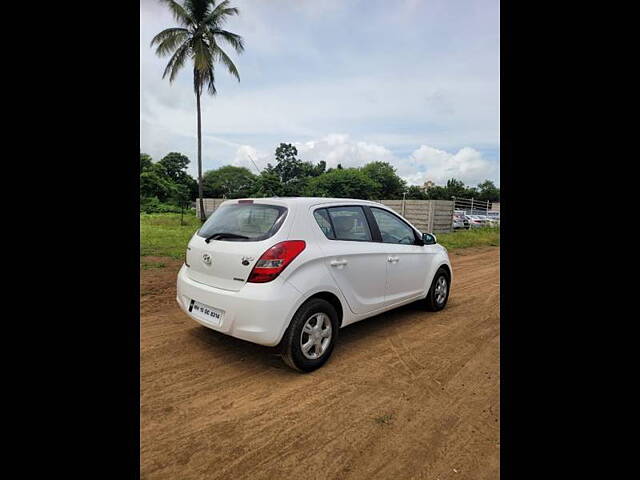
<box><xmin>151</xmin><ymin>0</ymin><xmax>245</xmax><ymax>221</ymax></box>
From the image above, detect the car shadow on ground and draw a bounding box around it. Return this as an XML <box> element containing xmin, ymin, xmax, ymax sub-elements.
<box><xmin>185</xmin><ymin>297</ymin><xmax>455</xmax><ymax>372</ymax></box>
<box><xmin>187</xmin><ymin>324</ymin><xmax>284</xmax><ymax>370</ymax></box>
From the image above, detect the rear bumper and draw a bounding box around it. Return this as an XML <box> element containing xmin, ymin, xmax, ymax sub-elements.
<box><xmin>176</xmin><ymin>264</ymin><xmax>301</xmax><ymax>346</ymax></box>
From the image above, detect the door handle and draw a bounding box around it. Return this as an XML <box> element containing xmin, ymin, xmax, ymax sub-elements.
<box><xmin>330</xmin><ymin>259</ymin><xmax>348</xmax><ymax>267</ymax></box>
<box><xmin>387</xmin><ymin>256</ymin><xmax>400</xmax><ymax>263</ymax></box>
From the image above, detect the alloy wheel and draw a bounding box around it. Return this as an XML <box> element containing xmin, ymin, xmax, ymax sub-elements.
<box><xmin>300</xmin><ymin>312</ymin><xmax>332</xmax><ymax>360</ymax></box>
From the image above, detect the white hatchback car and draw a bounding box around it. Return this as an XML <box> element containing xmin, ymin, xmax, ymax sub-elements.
<box><xmin>177</xmin><ymin>197</ymin><xmax>452</xmax><ymax>372</ymax></box>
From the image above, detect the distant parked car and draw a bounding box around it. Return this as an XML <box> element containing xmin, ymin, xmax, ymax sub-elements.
<box><xmin>476</xmin><ymin>215</ymin><xmax>493</xmax><ymax>226</ymax></box>
<box><xmin>481</xmin><ymin>215</ymin><xmax>499</xmax><ymax>227</ymax></box>
<box><xmin>452</xmin><ymin>214</ymin><xmax>469</xmax><ymax>230</ymax></box>
<box><xmin>478</xmin><ymin>215</ymin><xmax>498</xmax><ymax>226</ymax></box>
<box><xmin>476</xmin><ymin>214</ymin><xmax>499</xmax><ymax>227</ymax></box>
<box><xmin>465</xmin><ymin>215</ymin><xmax>485</xmax><ymax>228</ymax></box>
<box><xmin>486</xmin><ymin>211</ymin><xmax>500</xmax><ymax>226</ymax></box>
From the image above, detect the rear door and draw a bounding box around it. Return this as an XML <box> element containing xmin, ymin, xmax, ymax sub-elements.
<box><xmin>369</xmin><ymin>207</ymin><xmax>436</xmax><ymax>306</ymax></box>
<box><xmin>313</xmin><ymin>205</ymin><xmax>388</xmax><ymax>315</ymax></box>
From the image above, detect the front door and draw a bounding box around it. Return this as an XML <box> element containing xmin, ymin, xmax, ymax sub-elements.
<box><xmin>369</xmin><ymin>207</ymin><xmax>436</xmax><ymax>306</ymax></box>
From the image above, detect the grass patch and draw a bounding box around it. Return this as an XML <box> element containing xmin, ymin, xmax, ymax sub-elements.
<box><xmin>437</xmin><ymin>227</ymin><xmax>500</xmax><ymax>250</ymax></box>
<box><xmin>140</xmin><ymin>260</ymin><xmax>167</xmax><ymax>270</ymax></box>
<box><xmin>140</xmin><ymin>213</ymin><xmax>201</xmax><ymax>259</ymax></box>
<box><xmin>374</xmin><ymin>413</ymin><xmax>394</xmax><ymax>426</ymax></box>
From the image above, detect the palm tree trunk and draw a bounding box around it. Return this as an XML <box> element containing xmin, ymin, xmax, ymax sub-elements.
<box><xmin>196</xmin><ymin>89</ymin><xmax>205</xmax><ymax>222</ymax></box>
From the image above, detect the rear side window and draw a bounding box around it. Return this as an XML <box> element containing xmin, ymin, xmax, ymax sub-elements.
<box><xmin>198</xmin><ymin>203</ymin><xmax>287</xmax><ymax>241</ymax></box>
<box><xmin>326</xmin><ymin>206</ymin><xmax>372</xmax><ymax>241</ymax></box>
<box><xmin>313</xmin><ymin>209</ymin><xmax>335</xmax><ymax>239</ymax></box>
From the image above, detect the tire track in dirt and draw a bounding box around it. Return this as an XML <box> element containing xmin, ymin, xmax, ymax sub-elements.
<box><xmin>140</xmin><ymin>246</ymin><xmax>499</xmax><ymax>479</ymax></box>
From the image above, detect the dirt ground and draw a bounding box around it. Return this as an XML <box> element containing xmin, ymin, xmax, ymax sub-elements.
<box><xmin>140</xmin><ymin>247</ymin><xmax>500</xmax><ymax>480</ymax></box>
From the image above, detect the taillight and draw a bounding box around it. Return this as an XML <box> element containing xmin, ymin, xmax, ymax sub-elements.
<box><xmin>247</xmin><ymin>240</ymin><xmax>306</xmax><ymax>283</ymax></box>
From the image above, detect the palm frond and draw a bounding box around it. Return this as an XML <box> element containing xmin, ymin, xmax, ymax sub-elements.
<box><xmin>194</xmin><ymin>66</ymin><xmax>217</xmax><ymax>96</ymax></box>
<box><xmin>213</xmin><ymin>29</ymin><xmax>244</xmax><ymax>54</ymax></box>
<box><xmin>151</xmin><ymin>28</ymin><xmax>190</xmax><ymax>56</ymax></box>
<box><xmin>204</xmin><ymin>67</ymin><xmax>217</xmax><ymax>95</ymax></box>
<box><xmin>162</xmin><ymin>42</ymin><xmax>191</xmax><ymax>82</ymax></box>
<box><xmin>158</xmin><ymin>0</ymin><xmax>195</xmax><ymax>27</ymax></box>
<box><xmin>183</xmin><ymin>0</ymin><xmax>210</xmax><ymax>22</ymax></box>
<box><xmin>192</xmin><ymin>37</ymin><xmax>213</xmax><ymax>72</ymax></box>
<box><xmin>204</xmin><ymin>1</ymin><xmax>239</xmax><ymax>27</ymax></box>
<box><xmin>213</xmin><ymin>44</ymin><xmax>240</xmax><ymax>82</ymax></box>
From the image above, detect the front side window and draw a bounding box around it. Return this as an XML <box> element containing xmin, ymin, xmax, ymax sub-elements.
<box><xmin>326</xmin><ymin>206</ymin><xmax>372</xmax><ymax>241</ymax></box>
<box><xmin>198</xmin><ymin>203</ymin><xmax>287</xmax><ymax>241</ymax></box>
<box><xmin>371</xmin><ymin>208</ymin><xmax>416</xmax><ymax>245</ymax></box>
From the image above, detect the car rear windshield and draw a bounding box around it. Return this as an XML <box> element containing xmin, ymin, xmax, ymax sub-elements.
<box><xmin>197</xmin><ymin>203</ymin><xmax>287</xmax><ymax>241</ymax></box>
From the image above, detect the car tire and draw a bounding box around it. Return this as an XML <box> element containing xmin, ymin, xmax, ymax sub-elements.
<box><xmin>280</xmin><ymin>298</ymin><xmax>339</xmax><ymax>372</ymax></box>
<box><xmin>424</xmin><ymin>267</ymin><xmax>451</xmax><ymax>311</ymax></box>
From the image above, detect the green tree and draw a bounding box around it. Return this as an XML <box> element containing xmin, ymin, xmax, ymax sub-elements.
<box><xmin>151</xmin><ymin>0</ymin><xmax>245</xmax><ymax>221</ymax></box>
<box><xmin>424</xmin><ymin>185</ymin><xmax>448</xmax><ymax>200</ymax></box>
<box><xmin>183</xmin><ymin>175</ymin><xmax>199</xmax><ymax>201</ymax></box>
<box><xmin>158</xmin><ymin>152</ymin><xmax>190</xmax><ymax>183</ymax></box>
<box><xmin>311</xmin><ymin>160</ymin><xmax>326</xmax><ymax>177</ymax></box>
<box><xmin>202</xmin><ymin>165</ymin><xmax>256</xmax><ymax>198</ymax></box>
<box><xmin>169</xmin><ymin>183</ymin><xmax>192</xmax><ymax>224</ymax></box>
<box><xmin>306</xmin><ymin>168</ymin><xmax>380</xmax><ymax>199</ymax></box>
<box><xmin>140</xmin><ymin>152</ymin><xmax>153</xmax><ymax>173</ymax></box>
<box><xmin>361</xmin><ymin>162</ymin><xmax>407</xmax><ymax>199</ymax></box>
<box><xmin>267</xmin><ymin>143</ymin><xmax>328</xmax><ymax>196</ymax></box>
<box><xmin>444</xmin><ymin>178</ymin><xmax>468</xmax><ymax>198</ymax></box>
<box><xmin>157</xmin><ymin>152</ymin><xmax>199</xmax><ymax>200</ymax></box>
<box><xmin>253</xmin><ymin>171</ymin><xmax>283</xmax><ymax>197</ymax></box>
<box><xmin>272</xmin><ymin>143</ymin><xmax>304</xmax><ymax>184</ymax></box>
<box><xmin>405</xmin><ymin>185</ymin><xmax>428</xmax><ymax>200</ymax></box>
<box><xmin>140</xmin><ymin>163</ymin><xmax>174</xmax><ymax>202</ymax></box>
<box><xmin>476</xmin><ymin>180</ymin><xmax>500</xmax><ymax>202</ymax></box>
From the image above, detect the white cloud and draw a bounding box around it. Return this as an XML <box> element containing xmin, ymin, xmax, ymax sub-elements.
<box><xmin>229</xmin><ymin>134</ymin><xmax>497</xmax><ymax>186</ymax></box>
<box><xmin>292</xmin><ymin>134</ymin><xmax>395</xmax><ymax>170</ymax></box>
<box><xmin>401</xmin><ymin>145</ymin><xmax>496</xmax><ymax>185</ymax></box>
<box><xmin>231</xmin><ymin>145</ymin><xmax>270</xmax><ymax>173</ymax></box>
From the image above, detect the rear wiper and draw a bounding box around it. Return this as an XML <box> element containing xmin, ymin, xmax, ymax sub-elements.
<box><xmin>204</xmin><ymin>232</ymin><xmax>250</xmax><ymax>243</ymax></box>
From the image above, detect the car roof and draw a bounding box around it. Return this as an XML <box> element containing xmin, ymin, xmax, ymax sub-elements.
<box><xmin>227</xmin><ymin>197</ymin><xmax>386</xmax><ymax>208</ymax></box>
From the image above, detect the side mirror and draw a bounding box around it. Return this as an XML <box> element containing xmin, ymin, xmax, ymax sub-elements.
<box><xmin>423</xmin><ymin>233</ymin><xmax>437</xmax><ymax>245</ymax></box>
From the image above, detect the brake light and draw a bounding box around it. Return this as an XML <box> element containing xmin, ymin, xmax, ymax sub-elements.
<box><xmin>247</xmin><ymin>240</ymin><xmax>306</xmax><ymax>283</ymax></box>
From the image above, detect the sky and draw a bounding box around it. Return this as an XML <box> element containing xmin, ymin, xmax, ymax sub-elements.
<box><xmin>140</xmin><ymin>0</ymin><xmax>500</xmax><ymax>187</ymax></box>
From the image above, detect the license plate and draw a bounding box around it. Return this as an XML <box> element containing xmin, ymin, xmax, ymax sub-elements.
<box><xmin>188</xmin><ymin>299</ymin><xmax>224</xmax><ymax>326</ymax></box>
